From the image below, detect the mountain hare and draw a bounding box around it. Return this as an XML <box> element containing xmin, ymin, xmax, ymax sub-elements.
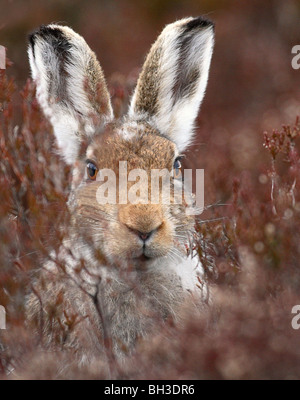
<box><xmin>26</xmin><ymin>17</ymin><xmax>214</xmax><ymax>360</ymax></box>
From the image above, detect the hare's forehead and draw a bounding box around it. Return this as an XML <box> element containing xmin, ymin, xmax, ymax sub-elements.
<box><xmin>86</xmin><ymin>126</ymin><xmax>178</xmax><ymax>169</ymax></box>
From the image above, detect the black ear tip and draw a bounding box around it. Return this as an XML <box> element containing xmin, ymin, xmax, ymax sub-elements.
<box><xmin>28</xmin><ymin>28</ymin><xmax>41</xmax><ymax>58</ymax></box>
<box><xmin>185</xmin><ymin>17</ymin><xmax>215</xmax><ymax>32</ymax></box>
<box><xmin>28</xmin><ymin>30</ymin><xmax>38</xmax><ymax>48</ymax></box>
<box><xmin>28</xmin><ymin>32</ymin><xmax>35</xmax><ymax>48</ymax></box>
<box><xmin>28</xmin><ymin>25</ymin><xmax>47</xmax><ymax>48</ymax></box>
<box><xmin>27</xmin><ymin>24</ymin><xmax>70</xmax><ymax>58</ymax></box>
<box><xmin>28</xmin><ymin>24</ymin><xmax>66</xmax><ymax>44</ymax></box>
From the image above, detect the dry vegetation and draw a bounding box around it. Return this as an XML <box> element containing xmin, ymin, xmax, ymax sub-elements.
<box><xmin>1</xmin><ymin>0</ymin><xmax>300</xmax><ymax>380</ymax></box>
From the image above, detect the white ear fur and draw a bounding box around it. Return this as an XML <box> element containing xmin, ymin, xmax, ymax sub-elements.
<box><xmin>28</xmin><ymin>25</ymin><xmax>113</xmax><ymax>164</ymax></box>
<box><xmin>129</xmin><ymin>17</ymin><xmax>214</xmax><ymax>152</ymax></box>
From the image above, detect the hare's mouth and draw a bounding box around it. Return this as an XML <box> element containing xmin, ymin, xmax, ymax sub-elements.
<box><xmin>130</xmin><ymin>246</ymin><xmax>158</xmax><ymax>264</ymax></box>
<box><xmin>127</xmin><ymin>236</ymin><xmax>172</xmax><ymax>262</ymax></box>
<box><xmin>135</xmin><ymin>254</ymin><xmax>151</xmax><ymax>262</ymax></box>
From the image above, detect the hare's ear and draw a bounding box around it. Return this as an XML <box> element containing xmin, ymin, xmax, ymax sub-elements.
<box><xmin>129</xmin><ymin>17</ymin><xmax>214</xmax><ymax>152</ymax></box>
<box><xmin>28</xmin><ymin>25</ymin><xmax>113</xmax><ymax>164</ymax></box>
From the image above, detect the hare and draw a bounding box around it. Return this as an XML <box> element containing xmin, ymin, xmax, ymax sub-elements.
<box><xmin>26</xmin><ymin>17</ymin><xmax>214</xmax><ymax>361</ymax></box>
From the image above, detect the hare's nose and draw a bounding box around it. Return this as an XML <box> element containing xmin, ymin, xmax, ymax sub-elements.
<box><xmin>138</xmin><ymin>231</ymin><xmax>153</xmax><ymax>242</ymax></box>
<box><xmin>127</xmin><ymin>226</ymin><xmax>162</xmax><ymax>242</ymax></box>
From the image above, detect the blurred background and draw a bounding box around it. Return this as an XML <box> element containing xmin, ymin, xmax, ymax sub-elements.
<box><xmin>1</xmin><ymin>0</ymin><xmax>300</xmax><ymax>379</ymax></box>
<box><xmin>1</xmin><ymin>0</ymin><xmax>300</xmax><ymax>206</ymax></box>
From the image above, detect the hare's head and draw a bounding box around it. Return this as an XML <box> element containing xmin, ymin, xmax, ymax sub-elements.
<box><xmin>28</xmin><ymin>18</ymin><xmax>214</xmax><ymax>267</ymax></box>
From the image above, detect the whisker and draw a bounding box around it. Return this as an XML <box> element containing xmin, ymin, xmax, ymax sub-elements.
<box><xmin>197</xmin><ymin>216</ymin><xmax>229</xmax><ymax>224</ymax></box>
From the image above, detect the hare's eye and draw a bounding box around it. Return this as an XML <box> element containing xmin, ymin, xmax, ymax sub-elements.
<box><xmin>173</xmin><ymin>157</ymin><xmax>183</xmax><ymax>179</ymax></box>
<box><xmin>86</xmin><ymin>162</ymin><xmax>98</xmax><ymax>181</ymax></box>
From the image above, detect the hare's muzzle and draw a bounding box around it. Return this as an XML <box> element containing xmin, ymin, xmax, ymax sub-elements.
<box><xmin>119</xmin><ymin>204</ymin><xmax>163</xmax><ymax>238</ymax></box>
<box><xmin>118</xmin><ymin>204</ymin><xmax>170</xmax><ymax>258</ymax></box>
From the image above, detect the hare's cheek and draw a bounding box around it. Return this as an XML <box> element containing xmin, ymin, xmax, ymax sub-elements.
<box><xmin>72</xmin><ymin>163</ymin><xmax>86</xmax><ymax>188</ymax></box>
<box><xmin>150</xmin><ymin>221</ymin><xmax>174</xmax><ymax>253</ymax></box>
<box><xmin>102</xmin><ymin>222</ymin><xmax>141</xmax><ymax>256</ymax></box>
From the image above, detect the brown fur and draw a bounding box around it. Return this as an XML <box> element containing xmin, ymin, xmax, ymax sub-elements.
<box><xmin>26</xmin><ymin>17</ymin><xmax>214</xmax><ymax>362</ymax></box>
<box><xmin>132</xmin><ymin>39</ymin><xmax>163</xmax><ymax>116</ymax></box>
<box><xmin>26</xmin><ymin>122</ymin><xmax>194</xmax><ymax>360</ymax></box>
